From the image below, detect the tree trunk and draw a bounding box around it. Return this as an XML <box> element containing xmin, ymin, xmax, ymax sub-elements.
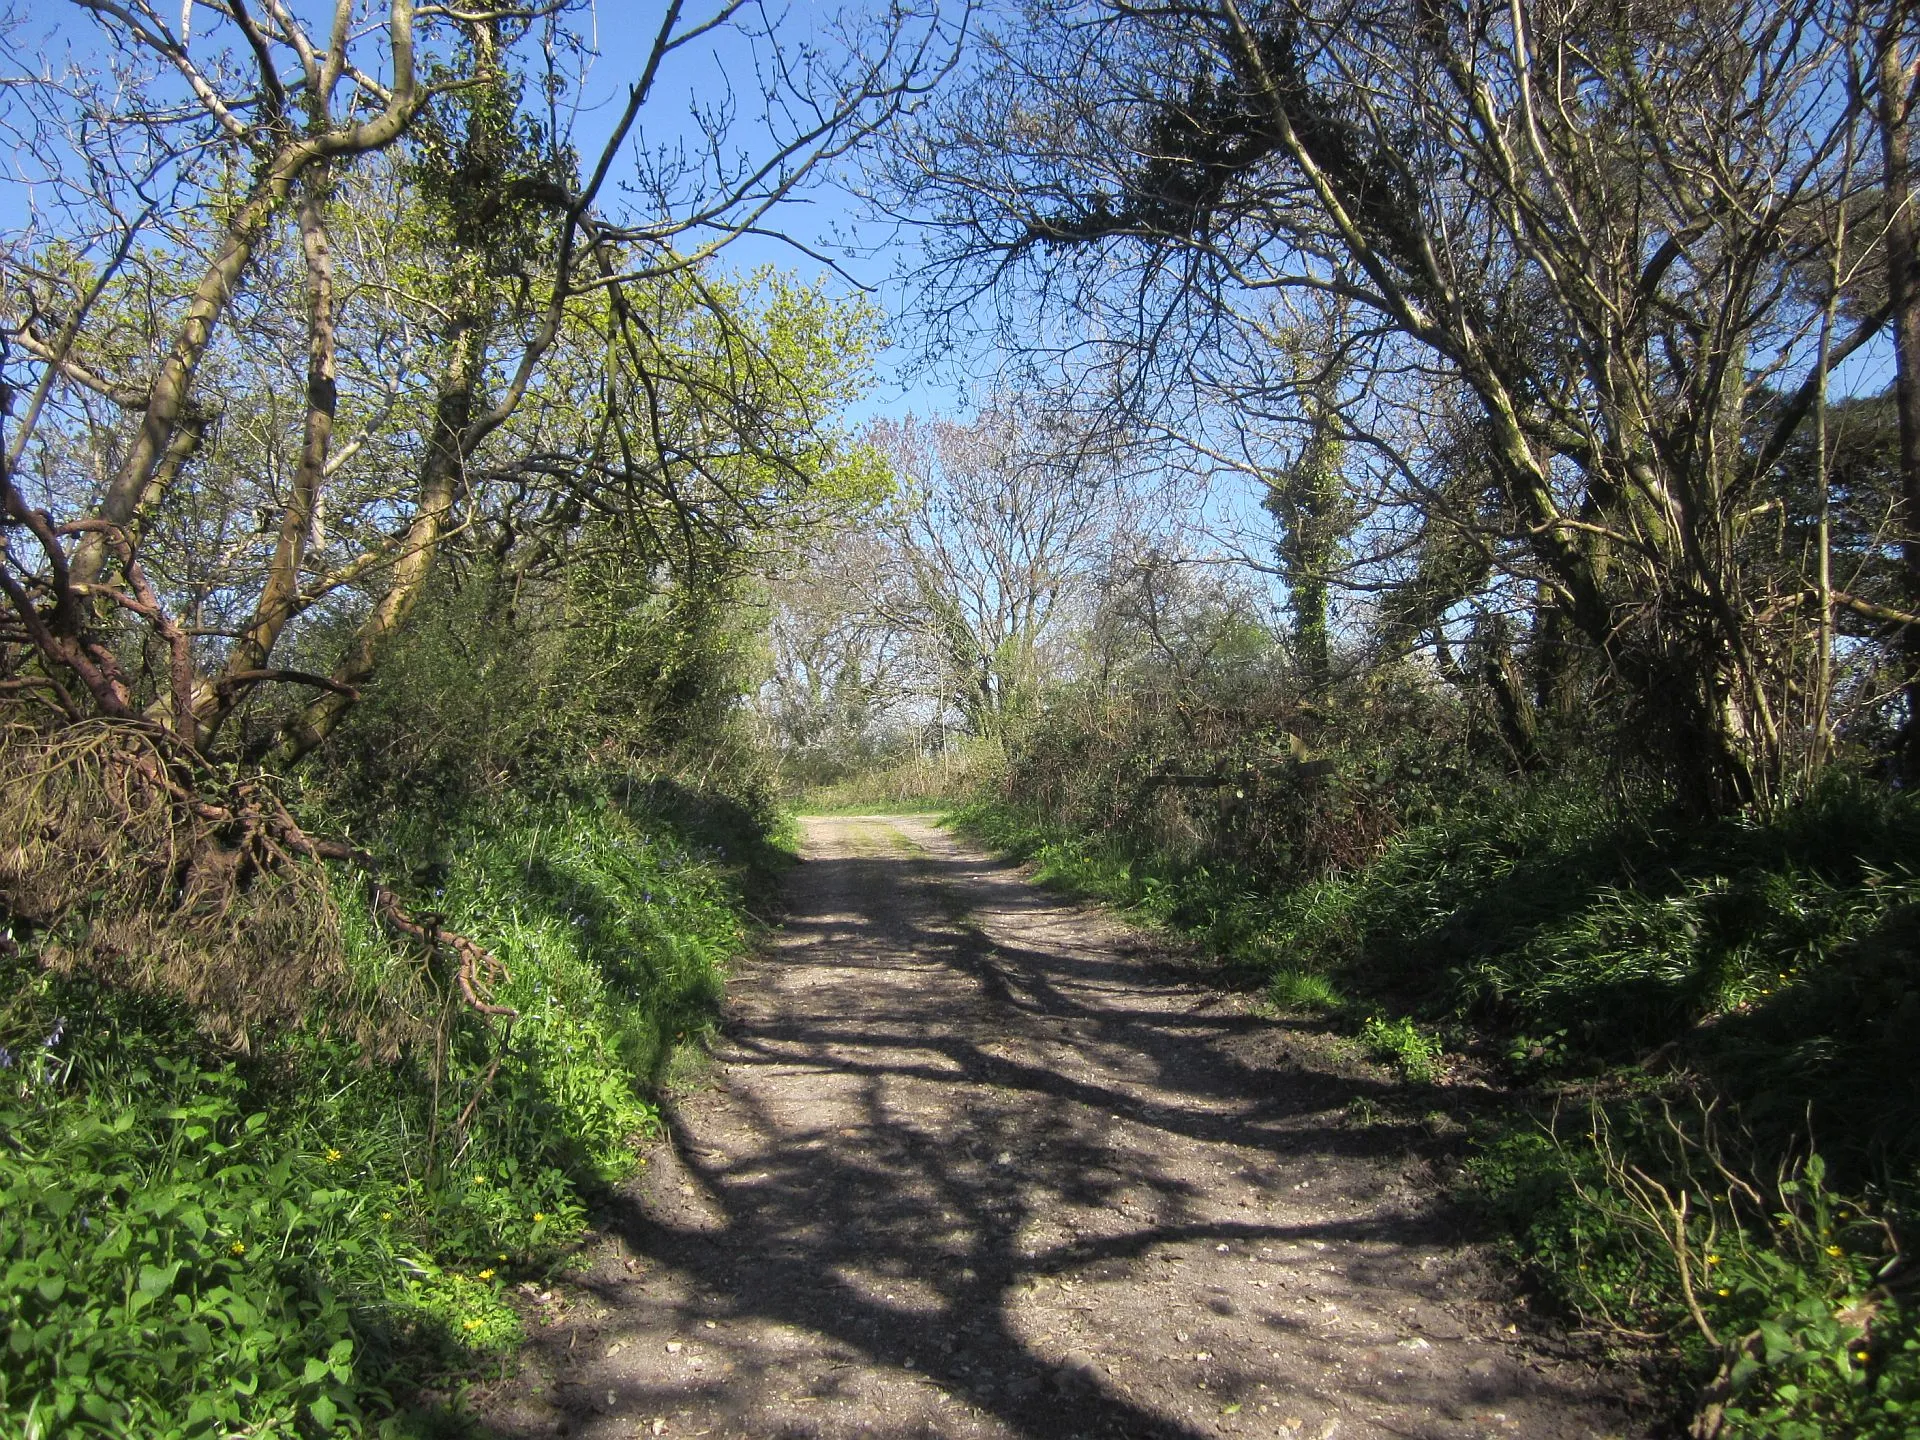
<box><xmin>1879</xmin><ymin>30</ymin><xmax>1920</xmax><ymax>773</ymax></box>
<box><xmin>273</xmin><ymin>308</ymin><xmax>481</xmax><ymax>765</ymax></box>
<box><xmin>210</xmin><ymin>169</ymin><xmax>340</xmax><ymax>745</ymax></box>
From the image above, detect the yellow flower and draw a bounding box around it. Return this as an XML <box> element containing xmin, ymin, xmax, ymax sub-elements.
<box><xmin>496</xmin><ymin>1253</ymin><xmax>508</xmax><ymax>1261</ymax></box>
<box><xmin>1705</xmin><ymin>1254</ymin><xmax>1720</xmax><ymax>1266</ymax></box>
<box><xmin>479</xmin><ymin>1269</ymin><xmax>495</xmax><ymax>1280</ymax></box>
<box><xmin>533</xmin><ymin>1212</ymin><xmax>545</xmax><ymax>1223</ymax></box>
<box><xmin>325</xmin><ymin>1147</ymin><xmax>342</xmax><ymax>1164</ymax></box>
<box><xmin>1855</xmin><ymin>1350</ymin><xmax>1870</xmax><ymax>1363</ymax></box>
<box><xmin>462</xmin><ymin>1318</ymin><xmax>482</xmax><ymax>1332</ymax></box>
<box><xmin>1826</xmin><ymin>1244</ymin><xmax>1844</xmax><ymax>1257</ymax></box>
<box><xmin>1716</xmin><ymin>1288</ymin><xmax>1730</xmax><ymax>1297</ymax></box>
<box><xmin>380</xmin><ymin>1212</ymin><xmax>393</xmax><ymax>1222</ymax></box>
<box><xmin>230</xmin><ymin>1241</ymin><xmax>246</xmax><ymax>1256</ymax></box>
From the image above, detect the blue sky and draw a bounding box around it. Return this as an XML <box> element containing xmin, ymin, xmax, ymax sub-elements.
<box><xmin>560</xmin><ymin>0</ymin><xmax>982</xmax><ymax>424</ymax></box>
<box><xmin>1</xmin><ymin>0</ymin><xmax>1895</xmax><ymax>454</ymax></box>
<box><xmin>0</xmin><ymin>1</ymin><xmax>979</xmax><ymax>424</ymax></box>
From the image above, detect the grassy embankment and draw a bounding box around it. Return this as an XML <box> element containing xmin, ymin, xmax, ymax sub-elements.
<box><xmin>0</xmin><ymin>779</ymin><xmax>785</xmax><ymax>1439</ymax></box>
<box><xmin>957</xmin><ymin>778</ymin><xmax>1920</xmax><ymax>1438</ymax></box>
<box><xmin>786</xmin><ymin>740</ymin><xmax>1001</xmax><ymax>816</ymax></box>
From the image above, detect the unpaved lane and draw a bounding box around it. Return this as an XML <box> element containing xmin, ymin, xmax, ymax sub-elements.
<box><xmin>477</xmin><ymin>815</ymin><xmax>1636</xmax><ymax>1440</ymax></box>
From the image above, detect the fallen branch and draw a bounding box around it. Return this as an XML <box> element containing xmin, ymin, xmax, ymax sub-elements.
<box><xmin>370</xmin><ymin>884</ymin><xmax>518</xmax><ymax>1018</ymax></box>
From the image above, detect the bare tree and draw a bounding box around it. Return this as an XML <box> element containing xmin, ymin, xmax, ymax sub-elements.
<box><xmin>1872</xmin><ymin>14</ymin><xmax>1920</xmax><ymax>765</ymax></box>
<box><xmin>858</xmin><ymin>397</ymin><xmax>1129</xmax><ymax>735</ymax></box>
<box><xmin>0</xmin><ymin>0</ymin><xmax>955</xmax><ymax>1021</ymax></box>
<box><xmin>888</xmin><ymin>0</ymin><xmax>1900</xmax><ymax>810</ymax></box>
<box><xmin>0</xmin><ymin>0</ymin><xmax>954</xmax><ymax>757</ymax></box>
<box><xmin>1083</xmin><ymin>544</ymin><xmax>1277</xmax><ymax>703</ymax></box>
<box><xmin>759</xmin><ymin>532</ymin><xmax>921</xmax><ymax>763</ymax></box>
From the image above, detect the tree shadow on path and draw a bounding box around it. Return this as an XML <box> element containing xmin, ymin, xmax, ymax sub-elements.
<box><xmin>477</xmin><ymin>818</ymin><xmax>1630</xmax><ymax>1440</ymax></box>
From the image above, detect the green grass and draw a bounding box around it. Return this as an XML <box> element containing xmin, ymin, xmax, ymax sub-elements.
<box><xmin>0</xmin><ymin>776</ymin><xmax>771</xmax><ymax>1437</ymax></box>
<box><xmin>1267</xmin><ymin>968</ymin><xmax>1346</xmax><ymax>1012</ymax></box>
<box><xmin>957</xmin><ymin>774</ymin><xmax>1920</xmax><ymax>1436</ymax></box>
<box><xmin>788</xmin><ymin>740</ymin><xmax>1001</xmax><ymax>816</ymax></box>
<box><xmin>950</xmin><ymin>801</ymin><xmax>1172</xmax><ymax>913</ymax></box>
<box><xmin>790</xmin><ymin>797</ymin><xmax>953</xmax><ymax>817</ymax></box>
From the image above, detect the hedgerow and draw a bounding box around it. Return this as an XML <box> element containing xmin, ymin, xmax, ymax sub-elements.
<box><xmin>957</xmin><ymin>726</ymin><xmax>1920</xmax><ymax>1436</ymax></box>
<box><xmin>0</xmin><ymin>778</ymin><xmax>769</xmax><ymax>1437</ymax></box>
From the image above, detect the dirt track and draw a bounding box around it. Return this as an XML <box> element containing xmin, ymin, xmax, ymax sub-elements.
<box><xmin>476</xmin><ymin>814</ymin><xmax>1640</xmax><ymax>1440</ymax></box>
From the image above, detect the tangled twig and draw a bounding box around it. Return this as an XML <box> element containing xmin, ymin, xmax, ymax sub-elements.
<box><xmin>369</xmin><ymin>883</ymin><xmax>518</xmax><ymax>1018</ymax></box>
<box><xmin>1</xmin><ymin>718</ymin><xmax>516</xmax><ymax>1041</ymax></box>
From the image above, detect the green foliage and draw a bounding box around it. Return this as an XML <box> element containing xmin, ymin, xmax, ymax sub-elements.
<box><xmin>968</xmin><ymin>759</ymin><xmax>1920</xmax><ymax>1137</ymax></box>
<box><xmin>1266</xmin><ymin>968</ymin><xmax>1345</xmax><ymax>1013</ymax></box>
<box><xmin>1467</xmin><ymin>1126</ymin><xmax>1918</xmax><ymax>1440</ymax></box>
<box><xmin>1358</xmin><ymin>1015</ymin><xmax>1441</xmax><ymax>1083</ymax></box>
<box><xmin>1708</xmin><ymin>1157</ymin><xmax>1918</xmax><ymax>1440</ymax></box>
<box><xmin>953</xmin><ymin>663</ymin><xmax>1502</xmax><ymax>976</ymax></box>
<box><xmin>381</xmin><ymin>786</ymin><xmax>750</xmax><ymax>1124</ymax></box>
<box><xmin>1253</xmin><ymin>775</ymin><xmax>1920</xmax><ymax>1170</ymax></box>
<box><xmin>305</xmin><ymin>559</ymin><xmax>777</xmax><ymax>824</ymax></box>
<box><xmin>390</xmin><ymin>1265</ymin><xmax>521</xmax><ymax>1360</ymax></box>
<box><xmin>0</xmin><ymin>778</ymin><xmax>767</xmax><ymax>1434</ymax></box>
<box><xmin>0</xmin><ymin>1019</ymin><xmax>372</xmax><ymax>1439</ymax></box>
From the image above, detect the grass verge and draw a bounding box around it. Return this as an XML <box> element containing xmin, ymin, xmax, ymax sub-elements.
<box><xmin>0</xmin><ymin>775</ymin><xmax>775</xmax><ymax>1437</ymax></box>
<box><xmin>953</xmin><ymin>777</ymin><xmax>1920</xmax><ymax>1437</ymax></box>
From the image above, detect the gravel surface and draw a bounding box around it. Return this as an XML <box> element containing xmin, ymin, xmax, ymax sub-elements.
<box><xmin>472</xmin><ymin>814</ymin><xmax>1643</xmax><ymax>1440</ymax></box>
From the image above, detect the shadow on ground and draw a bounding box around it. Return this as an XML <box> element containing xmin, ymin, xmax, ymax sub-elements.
<box><xmin>474</xmin><ymin>816</ymin><xmax>1634</xmax><ymax>1440</ymax></box>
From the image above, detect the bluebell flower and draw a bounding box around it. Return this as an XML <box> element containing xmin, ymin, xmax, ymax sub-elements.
<box><xmin>43</xmin><ymin>1017</ymin><xmax>65</xmax><ymax>1048</ymax></box>
<box><xmin>0</xmin><ymin>1046</ymin><xmax>13</xmax><ymax>1070</ymax></box>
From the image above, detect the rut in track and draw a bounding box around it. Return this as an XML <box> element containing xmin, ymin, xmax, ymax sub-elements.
<box><xmin>476</xmin><ymin>814</ymin><xmax>1640</xmax><ymax>1440</ymax></box>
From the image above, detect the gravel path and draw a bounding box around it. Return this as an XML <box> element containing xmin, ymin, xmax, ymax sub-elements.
<box><xmin>474</xmin><ymin>814</ymin><xmax>1640</xmax><ymax>1440</ymax></box>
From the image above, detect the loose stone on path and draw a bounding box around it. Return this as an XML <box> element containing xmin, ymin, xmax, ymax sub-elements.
<box><xmin>475</xmin><ymin>814</ymin><xmax>1640</xmax><ymax>1440</ymax></box>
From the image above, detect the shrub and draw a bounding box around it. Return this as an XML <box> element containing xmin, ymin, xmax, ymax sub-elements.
<box><xmin>1359</xmin><ymin>1015</ymin><xmax>1442</xmax><ymax>1082</ymax></box>
<box><xmin>1</xmin><ymin>774</ymin><xmax>767</xmax><ymax>1433</ymax></box>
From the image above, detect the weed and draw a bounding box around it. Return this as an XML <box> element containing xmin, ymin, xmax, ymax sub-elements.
<box><xmin>1467</xmin><ymin>1105</ymin><xmax>1918</xmax><ymax>1439</ymax></box>
<box><xmin>1506</xmin><ymin>1029</ymin><xmax>1571</xmax><ymax>1079</ymax></box>
<box><xmin>1268</xmin><ymin>968</ymin><xmax>1346</xmax><ymax>1012</ymax></box>
<box><xmin>1360</xmin><ymin>1015</ymin><xmax>1442</xmax><ymax>1083</ymax></box>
